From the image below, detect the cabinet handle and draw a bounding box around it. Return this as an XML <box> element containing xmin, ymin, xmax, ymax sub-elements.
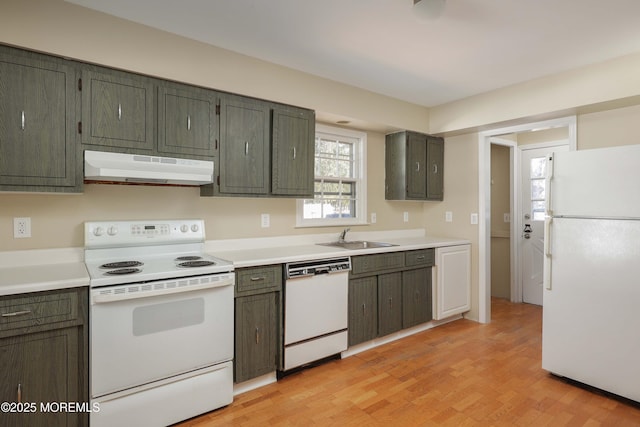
<box><xmin>21</xmin><ymin>111</ymin><xmax>25</xmax><ymax>130</ymax></box>
<box><xmin>245</xmin><ymin>141</ymin><xmax>249</xmax><ymax>156</ymax></box>
<box><xmin>389</xmin><ymin>297</ymin><xmax>393</xmax><ymax>309</ymax></box>
<box><xmin>433</xmin><ymin>164</ymin><xmax>438</xmax><ymax>174</ymax></box>
<box><xmin>17</xmin><ymin>383</ymin><xmax>22</xmax><ymax>403</ymax></box>
<box><xmin>416</xmin><ymin>162</ymin><xmax>420</xmax><ymax>172</ymax></box>
<box><xmin>416</xmin><ymin>255</ymin><xmax>425</xmax><ymax>260</ymax></box>
<box><xmin>292</xmin><ymin>147</ymin><xmax>296</xmax><ymax>160</ymax></box>
<box><xmin>250</xmin><ymin>276</ymin><xmax>265</xmax><ymax>282</ymax></box>
<box><xmin>118</xmin><ymin>103</ymin><xmax>122</xmax><ymax>121</ymax></box>
<box><xmin>362</xmin><ymin>302</ymin><xmax>366</xmax><ymax>316</ymax></box>
<box><xmin>1</xmin><ymin>310</ymin><xmax>31</xmax><ymax>317</ymax></box>
<box><xmin>187</xmin><ymin>115</ymin><xmax>191</xmax><ymax>131</ymax></box>
<box><xmin>415</xmin><ymin>290</ymin><xmax>421</xmax><ymax>301</ymax></box>
<box><xmin>255</xmin><ymin>327</ymin><xmax>260</xmax><ymax>344</ymax></box>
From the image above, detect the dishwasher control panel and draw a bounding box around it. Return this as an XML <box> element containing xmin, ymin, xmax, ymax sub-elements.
<box><xmin>286</xmin><ymin>257</ymin><xmax>351</xmax><ymax>279</ymax></box>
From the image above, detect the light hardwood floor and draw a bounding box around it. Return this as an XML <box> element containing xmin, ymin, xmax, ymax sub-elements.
<box><xmin>176</xmin><ymin>298</ymin><xmax>640</xmax><ymax>426</ymax></box>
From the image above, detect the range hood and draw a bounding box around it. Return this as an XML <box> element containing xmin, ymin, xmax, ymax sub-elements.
<box><xmin>84</xmin><ymin>150</ymin><xmax>214</xmax><ymax>186</ymax></box>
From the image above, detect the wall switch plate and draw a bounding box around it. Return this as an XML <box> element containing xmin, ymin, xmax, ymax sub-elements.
<box><xmin>504</xmin><ymin>213</ymin><xmax>511</xmax><ymax>223</ymax></box>
<box><xmin>470</xmin><ymin>213</ymin><xmax>479</xmax><ymax>225</ymax></box>
<box><xmin>403</xmin><ymin>212</ymin><xmax>409</xmax><ymax>222</ymax></box>
<box><xmin>14</xmin><ymin>217</ymin><xmax>31</xmax><ymax>238</ymax></box>
<box><xmin>445</xmin><ymin>211</ymin><xmax>453</xmax><ymax>222</ymax></box>
<box><xmin>261</xmin><ymin>213</ymin><xmax>270</xmax><ymax>228</ymax></box>
<box><xmin>371</xmin><ymin>212</ymin><xmax>377</xmax><ymax>224</ymax></box>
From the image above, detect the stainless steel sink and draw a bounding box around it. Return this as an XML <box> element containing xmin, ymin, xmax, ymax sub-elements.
<box><xmin>317</xmin><ymin>240</ymin><xmax>397</xmax><ymax>250</ymax></box>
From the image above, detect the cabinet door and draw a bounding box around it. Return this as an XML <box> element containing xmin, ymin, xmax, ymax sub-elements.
<box><xmin>402</xmin><ymin>268</ymin><xmax>432</xmax><ymax>328</ymax></box>
<box><xmin>434</xmin><ymin>244</ymin><xmax>471</xmax><ymax>320</ymax></box>
<box><xmin>234</xmin><ymin>293</ymin><xmax>277</xmax><ymax>383</ymax></box>
<box><xmin>157</xmin><ymin>85</ymin><xmax>218</xmax><ymax>158</ymax></box>
<box><xmin>0</xmin><ymin>328</ymin><xmax>81</xmax><ymax>427</ymax></box>
<box><xmin>0</xmin><ymin>50</ymin><xmax>76</xmax><ymax>189</ymax></box>
<box><xmin>348</xmin><ymin>277</ymin><xmax>377</xmax><ymax>346</ymax></box>
<box><xmin>271</xmin><ymin>107</ymin><xmax>314</xmax><ymax>196</ymax></box>
<box><xmin>377</xmin><ymin>273</ymin><xmax>402</xmax><ymax>337</ymax></box>
<box><xmin>219</xmin><ymin>97</ymin><xmax>270</xmax><ymax>194</ymax></box>
<box><xmin>81</xmin><ymin>68</ymin><xmax>154</xmax><ymax>151</ymax></box>
<box><xmin>406</xmin><ymin>132</ymin><xmax>427</xmax><ymax>199</ymax></box>
<box><xmin>426</xmin><ymin>136</ymin><xmax>444</xmax><ymax>200</ymax></box>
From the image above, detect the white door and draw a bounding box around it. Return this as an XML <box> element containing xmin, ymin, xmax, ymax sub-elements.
<box><xmin>520</xmin><ymin>144</ymin><xmax>568</xmax><ymax>305</ymax></box>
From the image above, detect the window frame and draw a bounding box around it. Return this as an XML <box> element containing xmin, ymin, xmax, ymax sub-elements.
<box><xmin>296</xmin><ymin>124</ymin><xmax>367</xmax><ymax>228</ymax></box>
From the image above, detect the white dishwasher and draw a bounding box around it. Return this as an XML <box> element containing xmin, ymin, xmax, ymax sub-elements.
<box><xmin>283</xmin><ymin>257</ymin><xmax>351</xmax><ymax>371</ymax></box>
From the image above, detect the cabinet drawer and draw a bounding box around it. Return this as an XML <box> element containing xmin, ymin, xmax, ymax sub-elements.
<box><xmin>405</xmin><ymin>249</ymin><xmax>435</xmax><ymax>267</ymax></box>
<box><xmin>351</xmin><ymin>252</ymin><xmax>405</xmax><ymax>276</ymax></box>
<box><xmin>0</xmin><ymin>289</ymin><xmax>80</xmax><ymax>333</ymax></box>
<box><xmin>236</xmin><ymin>266</ymin><xmax>282</xmax><ymax>295</ymax></box>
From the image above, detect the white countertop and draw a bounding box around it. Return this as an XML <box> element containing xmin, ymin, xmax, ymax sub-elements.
<box><xmin>208</xmin><ymin>233</ymin><xmax>470</xmax><ymax>268</ymax></box>
<box><xmin>0</xmin><ymin>229</ymin><xmax>469</xmax><ymax>295</ymax></box>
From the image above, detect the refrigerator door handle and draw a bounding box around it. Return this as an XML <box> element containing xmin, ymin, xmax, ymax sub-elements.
<box><xmin>545</xmin><ymin>153</ymin><xmax>554</xmax><ymax>216</ymax></box>
<box><xmin>544</xmin><ymin>217</ymin><xmax>552</xmax><ymax>290</ymax></box>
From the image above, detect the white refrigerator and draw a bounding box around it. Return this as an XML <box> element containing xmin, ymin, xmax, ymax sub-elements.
<box><xmin>542</xmin><ymin>144</ymin><xmax>640</xmax><ymax>403</ymax></box>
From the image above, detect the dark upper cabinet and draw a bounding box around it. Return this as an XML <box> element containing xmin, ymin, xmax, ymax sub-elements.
<box><xmin>385</xmin><ymin>131</ymin><xmax>444</xmax><ymax>201</ymax></box>
<box><xmin>0</xmin><ymin>47</ymin><xmax>79</xmax><ymax>192</ymax></box>
<box><xmin>157</xmin><ymin>83</ymin><xmax>218</xmax><ymax>158</ymax></box>
<box><xmin>80</xmin><ymin>67</ymin><xmax>155</xmax><ymax>152</ymax></box>
<box><xmin>216</xmin><ymin>95</ymin><xmax>270</xmax><ymax>195</ymax></box>
<box><xmin>271</xmin><ymin>107</ymin><xmax>315</xmax><ymax>197</ymax></box>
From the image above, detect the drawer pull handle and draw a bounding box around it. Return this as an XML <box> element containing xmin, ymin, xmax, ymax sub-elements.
<box><xmin>1</xmin><ymin>310</ymin><xmax>32</xmax><ymax>317</ymax></box>
<box><xmin>416</xmin><ymin>255</ymin><xmax>425</xmax><ymax>260</ymax></box>
<box><xmin>250</xmin><ymin>276</ymin><xmax>265</xmax><ymax>282</ymax></box>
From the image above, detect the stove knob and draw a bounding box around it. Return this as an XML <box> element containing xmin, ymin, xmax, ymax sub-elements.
<box><xmin>107</xmin><ymin>226</ymin><xmax>118</xmax><ymax>236</ymax></box>
<box><xmin>93</xmin><ymin>226</ymin><xmax>104</xmax><ymax>237</ymax></box>
<box><xmin>191</xmin><ymin>224</ymin><xmax>199</xmax><ymax>232</ymax></box>
<box><xmin>180</xmin><ymin>224</ymin><xmax>189</xmax><ymax>233</ymax></box>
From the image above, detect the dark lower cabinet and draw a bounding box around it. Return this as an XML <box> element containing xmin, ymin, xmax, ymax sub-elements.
<box><xmin>348</xmin><ymin>250</ymin><xmax>434</xmax><ymax>347</ymax></box>
<box><xmin>234</xmin><ymin>293</ymin><xmax>278</xmax><ymax>383</ymax></box>
<box><xmin>233</xmin><ymin>265</ymin><xmax>282</xmax><ymax>383</ymax></box>
<box><xmin>402</xmin><ymin>268</ymin><xmax>432</xmax><ymax>328</ymax></box>
<box><xmin>0</xmin><ymin>288</ymin><xmax>88</xmax><ymax>427</ymax></box>
<box><xmin>377</xmin><ymin>272</ymin><xmax>403</xmax><ymax>337</ymax></box>
<box><xmin>348</xmin><ymin>276</ymin><xmax>378</xmax><ymax>346</ymax></box>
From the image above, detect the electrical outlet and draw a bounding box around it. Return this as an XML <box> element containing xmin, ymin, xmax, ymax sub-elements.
<box><xmin>403</xmin><ymin>212</ymin><xmax>409</xmax><ymax>222</ymax></box>
<box><xmin>470</xmin><ymin>213</ymin><xmax>479</xmax><ymax>225</ymax></box>
<box><xmin>370</xmin><ymin>212</ymin><xmax>377</xmax><ymax>224</ymax></box>
<box><xmin>504</xmin><ymin>213</ymin><xmax>511</xmax><ymax>223</ymax></box>
<box><xmin>14</xmin><ymin>217</ymin><xmax>31</xmax><ymax>238</ymax></box>
<box><xmin>261</xmin><ymin>213</ymin><xmax>270</xmax><ymax>228</ymax></box>
<box><xmin>445</xmin><ymin>211</ymin><xmax>453</xmax><ymax>222</ymax></box>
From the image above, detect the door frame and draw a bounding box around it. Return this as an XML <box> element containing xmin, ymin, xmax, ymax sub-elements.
<box><xmin>477</xmin><ymin>116</ymin><xmax>577</xmax><ymax>323</ymax></box>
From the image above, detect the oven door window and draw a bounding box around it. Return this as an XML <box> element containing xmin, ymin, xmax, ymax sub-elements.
<box><xmin>133</xmin><ymin>297</ymin><xmax>204</xmax><ymax>336</ymax></box>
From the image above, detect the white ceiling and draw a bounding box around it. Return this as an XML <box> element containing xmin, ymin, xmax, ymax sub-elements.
<box><xmin>68</xmin><ymin>0</ymin><xmax>640</xmax><ymax>107</ymax></box>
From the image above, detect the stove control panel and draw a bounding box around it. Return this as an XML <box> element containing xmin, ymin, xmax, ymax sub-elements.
<box><xmin>85</xmin><ymin>219</ymin><xmax>206</xmax><ymax>248</ymax></box>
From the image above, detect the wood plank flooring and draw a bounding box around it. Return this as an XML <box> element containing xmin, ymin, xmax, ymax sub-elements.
<box><xmin>175</xmin><ymin>298</ymin><xmax>640</xmax><ymax>426</ymax></box>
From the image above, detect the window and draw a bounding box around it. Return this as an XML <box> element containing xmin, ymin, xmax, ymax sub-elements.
<box><xmin>530</xmin><ymin>156</ymin><xmax>546</xmax><ymax>221</ymax></box>
<box><xmin>296</xmin><ymin>124</ymin><xmax>367</xmax><ymax>227</ymax></box>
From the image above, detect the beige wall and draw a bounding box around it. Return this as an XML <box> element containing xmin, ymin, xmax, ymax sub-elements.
<box><xmin>578</xmin><ymin>104</ymin><xmax>640</xmax><ymax>150</ymax></box>
<box><xmin>490</xmin><ymin>145</ymin><xmax>510</xmax><ymax>299</ymax></box>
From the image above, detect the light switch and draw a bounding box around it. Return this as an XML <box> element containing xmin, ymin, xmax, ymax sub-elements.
<box><xmin>261</xmin><ymin>213</ymin><xmax>270</xmax><ymax>228</ymax></box>
<box><xmin>470</xmin><ymin>213</ymin><xmax>479</xmax><ymax>225</ymax></box>
<box><xmin>445</xmin><ymin>211</ymin><xmax>453</xmax><ymax>222</ymax></box>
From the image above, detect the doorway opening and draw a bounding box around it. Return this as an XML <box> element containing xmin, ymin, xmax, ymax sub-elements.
<box><xmin>478</xmin><ymin>117</ymin><xmax>577</xmax><ymax>323</ymax></box>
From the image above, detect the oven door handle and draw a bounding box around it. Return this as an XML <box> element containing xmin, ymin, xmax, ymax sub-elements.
<box><xmin>91</xmin><ymin>277</ymin><xmax>234</xmax><ymax>304</ymax></box>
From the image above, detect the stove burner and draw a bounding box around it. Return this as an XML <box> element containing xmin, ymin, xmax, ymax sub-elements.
<box><xmin>100</xmin><ymin>261</ymin><xmax>143</xmax><ymax>269</ymax></box>
<box><xmin>175</xmin><ymin>256</ymin><xmax>203</xmax><ymax>261</ymax></box>
<box><xmin>178</xmin><ymin>260</ymin><xmax>216</xmax><ymax>268</ymax></box>
<box><xmin>105</xmin><ymin>268</ymin><xmax>142</xmax><ymax>275</ymax></box>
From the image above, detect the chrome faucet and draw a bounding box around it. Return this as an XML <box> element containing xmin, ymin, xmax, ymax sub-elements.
<box><xmin>338</xmin><ymin>227</ymin><xmax>350</xmax><ymax>243</ymax></box>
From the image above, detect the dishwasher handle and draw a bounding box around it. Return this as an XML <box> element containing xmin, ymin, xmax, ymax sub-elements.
<box><xmin>285</xmin><ymin>257</ymin><xmax>351</xmax><ymax>279</ymax></box>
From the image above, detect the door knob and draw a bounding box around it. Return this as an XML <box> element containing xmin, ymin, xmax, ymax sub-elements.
<box><xmin>524</xmin><ymin>233</ymin><xmax>531</xmax><ymax>239</ymax></box>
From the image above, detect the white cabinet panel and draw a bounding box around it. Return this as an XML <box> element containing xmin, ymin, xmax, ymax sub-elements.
<box><xmin>434</xmin><ymin>245</ymin><xmax>471</xmax><ymax>320</ymax></box>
